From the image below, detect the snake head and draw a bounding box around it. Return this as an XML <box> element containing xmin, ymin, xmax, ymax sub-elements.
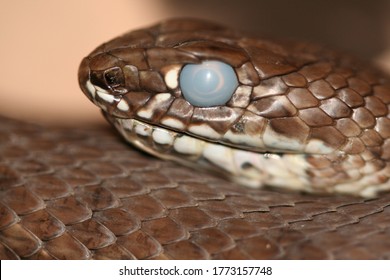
<box><xmin>78</xmin><ymin>18</ymin><xmax>313</xmax><ymax>152</ymax></box>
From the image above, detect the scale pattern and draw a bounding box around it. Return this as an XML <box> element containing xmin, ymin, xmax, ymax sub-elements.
<box><xmin>1</xmin><ymin>116</ymin><xmax>390</xmax><ymax>260</ymax></box>
<box><xmin>78</xmin><ymin>19</ymin><xmax>390</xmax><ymax>196</ymax></box>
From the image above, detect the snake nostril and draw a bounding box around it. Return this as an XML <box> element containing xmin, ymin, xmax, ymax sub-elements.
<box><xmin>104</xmin><ymin>67</ymin><xmax>127</xmax><ymax>94</ymax></box>
<box><xmin>88</xmin><ymin>67</ymin><xmax>128</xmax><ymax>95</ymax></box>
<box><xmin>104</xmin><ymin>69</ymin><xmax>121</xmax><ymax>87</ymax></box>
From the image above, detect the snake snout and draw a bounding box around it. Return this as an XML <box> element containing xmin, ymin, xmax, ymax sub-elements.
<box><xmin>78</xmin><ymin>53</ymin><xmax>130</xmax><ymax>109</ymax></box>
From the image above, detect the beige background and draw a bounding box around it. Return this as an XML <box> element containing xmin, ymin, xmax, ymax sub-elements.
<box><xmin>1</xmin><ymin>0</ymin><xmax>389</xmax><ymax>125</ymax></box>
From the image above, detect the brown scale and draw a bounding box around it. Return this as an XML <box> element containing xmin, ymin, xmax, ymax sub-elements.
<box><xmin>78</xmin><ymin>18</ymin><xmax>390</xmax><ymax>196</ymax></box>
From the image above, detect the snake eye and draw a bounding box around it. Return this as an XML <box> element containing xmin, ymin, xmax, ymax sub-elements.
<box><xmin>179</xmin><ymin>60</ymin><xmax>238</xmax><ymax>107</ymax></box>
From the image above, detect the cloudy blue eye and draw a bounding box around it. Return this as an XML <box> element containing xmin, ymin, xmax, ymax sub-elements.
<box><xmin>179</xmin><ymin>60</ymin><xmax>238</xmax><ymax>107</ymax></box>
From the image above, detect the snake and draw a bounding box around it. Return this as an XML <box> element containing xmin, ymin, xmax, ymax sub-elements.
<box><xmin>3</xmin><ymin>18</ymin><xmax>390</xmax><ymax>260</ymax></box>
<box><xmin>78</xmin><ymin>18</ymin><xmax>390</xmax><ymax>198</ymax></box>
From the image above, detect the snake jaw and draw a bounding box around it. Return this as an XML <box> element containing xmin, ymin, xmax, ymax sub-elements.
<box><xmin>106</xmin><ymin>114</ymin><xmax>318</xmax><ymax>193</ymax></box>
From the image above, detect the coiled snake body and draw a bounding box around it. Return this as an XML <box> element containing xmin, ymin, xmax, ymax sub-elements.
<box><xmin>79</xmin><ymin>18</ymin><xmax>390</xmax><ymax>198</ymax></box>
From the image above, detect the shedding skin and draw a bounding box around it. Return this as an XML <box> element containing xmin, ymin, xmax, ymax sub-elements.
<box><xmin>79</xmin><ymin>18</ymin><xmax>390</xmax><ymax>197</ymax></box>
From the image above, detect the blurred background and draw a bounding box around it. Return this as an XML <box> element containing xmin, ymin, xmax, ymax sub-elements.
<box><xmin>1</xmin><ymin>0</ymin><xmax>390</xmax><ymax>125</ymax></box>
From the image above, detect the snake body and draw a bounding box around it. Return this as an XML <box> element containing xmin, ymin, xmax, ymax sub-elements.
<box><xmin>79</xmin><ymin>18</ymin><xmax>390</xmax><ymax>197</ymax></box>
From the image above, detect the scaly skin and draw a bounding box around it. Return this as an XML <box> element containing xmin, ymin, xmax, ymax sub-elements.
<box><xmin>78</xmin><ymin>18</ymin><xmax>390</xmax><ymax>197</ymax></box>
